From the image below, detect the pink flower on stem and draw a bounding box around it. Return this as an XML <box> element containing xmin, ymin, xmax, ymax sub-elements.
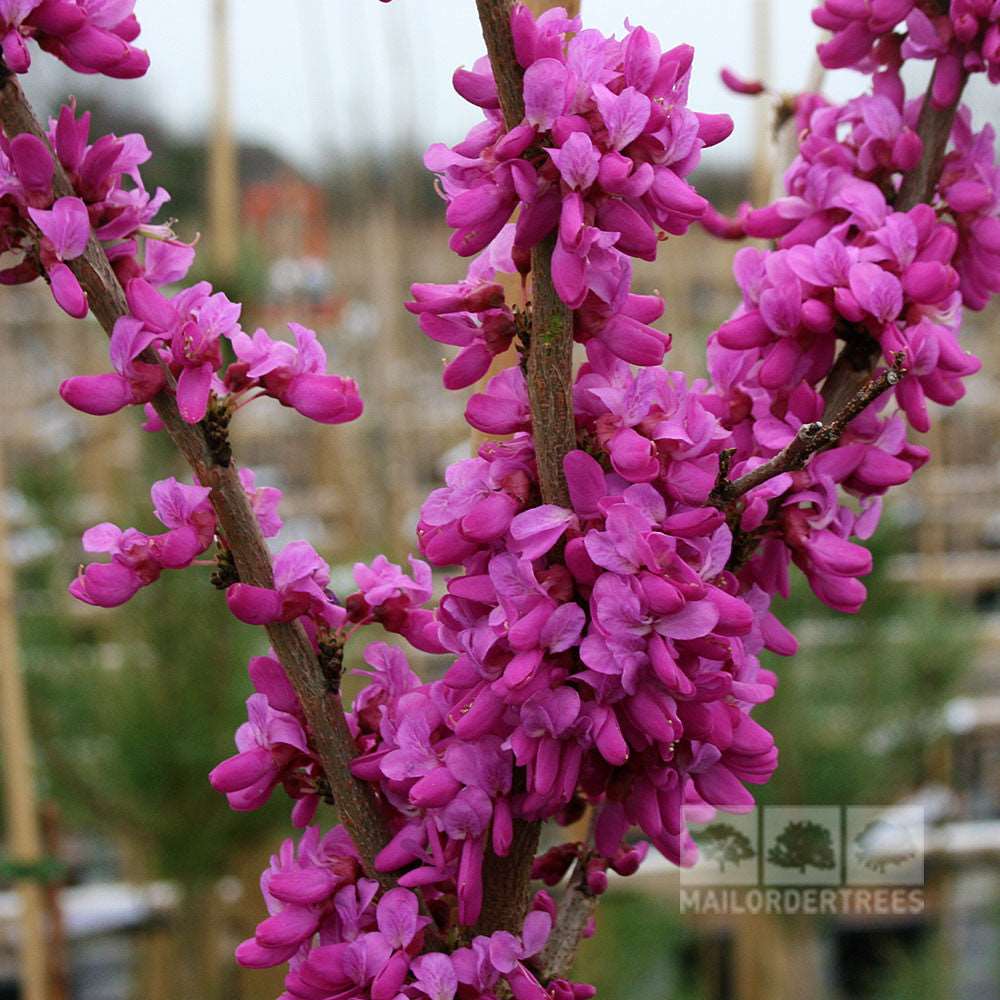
<box><xmin>69</xmin><ymin>478</ymin><xmax>214</xmax><ymax>607</ymax></box>
<box><xmin>59</xmin><ymin>315</ymin><xmax>165</xmax><ymax>416</ymax></box>
<box><xmin>226</xmin><ymin>540</ymin><xmax>344</xmax><ymax>630</ymax></box>
<box><xmin>209</xmin><ymin>693</ymin><xmax>311</xmax><ymax>811</ymax></box>
<box><xmin>28</xmin><ymin>195</ymin><xmax>89</xmax><ymax>316</ymax></box>
<box><xmin>228</xmin><ymin>323</ymin><xmax>364</xmax><ymax>425</ymax></box>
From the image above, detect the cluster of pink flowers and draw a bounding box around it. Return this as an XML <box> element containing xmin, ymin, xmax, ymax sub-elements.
<box><xmin>813</xmin><ymin>0</ymin><xmax>1000</xmax><ymax>104</ymax></box>
<box><xmin>413</xmin><ymin>11</ymin><xmax>733</xmax><ymax>379</ymax></box>
<box><xmin>0</xmin><ymin>102</ymin><xmax>362</xmax><ymax>427</ymax></box>
<box><xmin>59</xmin><ymin>293</ymin><xmax>363</xmax><ymax>427</ymax></box>
<box><xmin>0</xmin><ymin>101</ymin><xmax>173</xmax><ymax>317</ymax></box>
<box><xmin>236</xmin><ymin>826</ymin><xmax>592</xmax><ymax>1000</ymax></box>
<box><xmin>0</xmin><ymin>0</ymin><xmax>147</xmax><ymax>78</ymax></box>
<box><xmin>72</xmin><ymin>469</ymin><xmax>280</xmax><ymax>608</ymax></box>
<box><xmin>698</xmin><ymin>25</ymin><xmax>988</xmax><ymax>613</ymax></box>
<box><xmin>20</xmin><ymin>1</ymin><xmax>998</xmax><ymax>998</ymax></box>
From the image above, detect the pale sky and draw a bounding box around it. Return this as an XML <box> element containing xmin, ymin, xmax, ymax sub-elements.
<box><xmin>23</xmin><ymin>1</ymin><xmax>999</xmax><ymax>173</ymax></box>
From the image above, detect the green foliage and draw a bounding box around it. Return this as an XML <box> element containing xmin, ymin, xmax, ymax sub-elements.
<box><xmin>573</xmin><ymin>892</ymin><xmax>704</xmax><ymax>1000</ymax></box>
<box><xmin>755</xmin><ymin>520</ymin><xmax>970</xmax><ymax>807</ymax></box>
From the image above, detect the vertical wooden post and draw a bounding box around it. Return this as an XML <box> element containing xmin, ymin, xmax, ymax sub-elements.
<box><xmin>40</xmin><ymin>802</ymin><xmax>69</xmax><ymax>1000</ymax></box>
<box><xmin>0</xmin><ymin>431</ymin><xmax>49</xmax><ymax>1000</ymax></box>
<box><xmin>208</xmin><ymin>0</ymin><xmax>239</xmax><ymax>279</ymax></box>
<box><xmin>750</xmin><ymin>0</ymin><xmax>774</xmax><ymax>206</ymax></box>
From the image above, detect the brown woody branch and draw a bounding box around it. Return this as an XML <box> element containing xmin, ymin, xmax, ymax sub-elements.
<box><xmin>713</xmin><ymin>353</ymin><xmax>906</xmax><ymax>506</ymax></box>
<box><xmin>470</xmin><ymin>0</ymin><xmax>578</xmax><ymax>939</ymax></box>
<box><xmin>537</xmin><ymin>817</ymin><xmax>599</xmax><ymax>982</ymax></box>
<box><xmin>821</xmin><ymin>55</ymin><xmax>967</xmax><ymax>417</ymax></box>
<box><xmin>476</xmin><ymin>0</ymin><xmax>576</xmax><ymax>510</ymax></box>
<box><xmin>0</xmin><ymin>66</ymin><xmax>392</xmax><ymax>879</ymax></box>
<box><xmin>475</xmin><ymin>0</ymin><xmax>525</xmax><ymax>131</ymax></box>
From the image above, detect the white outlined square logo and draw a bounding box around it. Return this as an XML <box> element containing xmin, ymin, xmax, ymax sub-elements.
<box><xmin>846</xmin><ymin>807</ymin><xmax>924</xmax><ymax>886</ymax></box>
<box><xmin>763</xmin><ymin>807</ymin><xmax>841</xmax><ymax>885</ymax></box>
<box><xmin>683</xmin><ymin>809</ymin><xmax>759</xmax><ymax>885</ymax></box>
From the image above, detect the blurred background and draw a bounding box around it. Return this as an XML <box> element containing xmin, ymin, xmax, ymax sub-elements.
<box><xmin>1</xmin><ymin>1</ymin><xmax>1000</xmax><ymax>998</ymax></box>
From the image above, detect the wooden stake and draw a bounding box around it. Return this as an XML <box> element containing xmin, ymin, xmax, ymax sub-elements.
<box><xmin>0</xmin><ymin>429</ymin><xmax>49</xmax><ymax>1000</ymax></box>
<box><xmin>208</xmin><ymin>0</ymin><xmax>239</xmax><ymax>279</ymax></box>
<box><xmin>750</xmin><ymin>0</ymin><xmax>774</xmax><ymax>207</ymax></box>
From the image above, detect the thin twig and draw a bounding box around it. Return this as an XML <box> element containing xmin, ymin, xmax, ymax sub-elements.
<box><xmin>471</xmin><ymin>0</ymin><xmax>577</xmax><ymax>937</ymax></box>
<box><xmin>0</xmin><ymin>66</ymin><xmax>392</xmax><ymax>879</ymax></box>
<box><xmin>537</xmin><ymin>815</ymin><xmax>598</xmax><ymax>982</ymax></box>
<box><xmin>713</xmin><ymin>354</ymin><xmax>905</xmax><ymax>506</ymax></box>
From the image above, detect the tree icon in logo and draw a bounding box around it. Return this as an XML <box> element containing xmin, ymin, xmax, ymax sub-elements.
<box><xmin>853</xmin><ymin>819</ymin><xmax>917</xmax><ymax>874</ymax></box>
<box><xmin>767</xmin><ymin>820</ymin><xmax>836</xmax><ymax>874</ymax></box>
<box><xmin>694</xmin><ymin>822</ymin><xmax>756</xmax><ymax>873</ymax></box>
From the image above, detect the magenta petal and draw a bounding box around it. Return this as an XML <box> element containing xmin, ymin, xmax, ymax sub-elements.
<box><xmin>155</xmin><ymin>526</ymin><xmax>205</xmax><ymax>569</ymax></box>
<box><xmin>208</xmin><ymin>747</ymin><xmax>274</xmax><ymax>793</ymax></box>
<box><xmin>1</xmin><ymin>29</ymin><xmax>30</xmax><ymax>73</ymax></box>
<box><xmin>226</xmin><ymin>583</ymin><xmax>285</xmax><ymax>625</ymax></box>
<box><xmin>693</xmin><ymin>766</ymin><xmax>755</xmax><ymax>811</ymax></box>
<box><xmin>63</xmin><ymin>24</ymin><xmax>129</xmax><ymax>70</ymax></box>
<box><xmin>175</xmin><ymin>362</ymin><xmax>213</xmax><ymax>424</ymax></box>
<box><xmin>564</xmin><ymin>450</ymin><xmax>606</xmax><ymax>519</ymax></box>
<box><xmin>29</xmin><ymin>196</ymin><xmax>90</xmax><ymax>260</ymax></box>
<box><xmin>720</xmin><ymin>67</ymin><xmax>765</xmax><ymax>94</ymax></box>
<box><xmin>126</xmin><ymin>277</ymin><xmax>177</xmax><ymax>332</ymax></box>
<box><xmin>267</xmin><ymin>868</ymin><xmax>337</xmax><ymax>906</ymax></box>
<box><xmin>285</xmin><ymin>373</ymin><xmax>363</xmax><ymax>424</ymax></box>
<box><xmin>9</xmin><ymin>133</ymin><xmax>53</xmax><ymax>194</ymax></box>
<box><xmin>409</xmin><ymin>768</ymin><xmax>462</xmax><ymax>809</ymax></box>
<box><xmin>70</xmin><ymin>561</ymin><xmax>141</xmax><ymax>607</ymax></box>
<box><xmin>254</xmin><ymin>906</ymin><xmax>320</xmax><ymax>949</ymax></box>
<box><xmin>509</xmin><ymin>505</ymin><xmax>575</xmax><ymax>559</ymax></box>
<box><xmin>59</xmin><ymin>373</ymin><xmax>134</xmax><ymax>415</ymax></box>
<box><xmin>456</xmin><ymin>835</ymin><xmax>485</xmax><ymax>926</ymax></box>
<box><xmin>551</xmin><ymin>240</ymin><xmax>588</xmax><ymax>309</ymax></box>
<box><xmin>598</xmin><ymin>314</ymin><xmax>668</xmax><ymax>365</ymax></box>
<box><xmin>234</xmin><ymin>936</ymin><xmax>298</xmax><ymax>970</ymax></box>
<box><xmin>443</xmin><ymin>342</ymin><xmax>493</xmax><ymax>390</ymax></box>
<box><xmin>523</xmin><ymin>57</ymin><xmax>570</xmax><ymax>130</ymax></box>
<box><xmin>145</xmin><ymin>239</ymin><xmax>196</xmax><ymax>286</ymax></box>
<box><xmin>650</xmin><ymin>167</ymin><xmax>707</xmax><ymax>217</ymax></box>
<box><xmin>453</xmin><ymin>67</ymin><xmax>499</xmax><ymax>109</ymax></box>
<box><xmin>48</xmin><ymin>262</ymin><xmax>88</xmax><ymax>318</ymax></box>
<box><xmin>460</xmin><ymin>492</ymin><xmax>517</xmax><ymax>542</ymax></box>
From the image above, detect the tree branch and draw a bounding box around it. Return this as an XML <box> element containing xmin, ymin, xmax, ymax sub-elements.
<box><xmin>821</xmin><ymin>57</ymin><xmax>967</xmax><ymax>418</ymax></box>
<box><xmin>0</xmin><ymin>67</ymin><xmax>392</xmax><ymax>879</ymax></box>
<box><xmin>475</xmin><ymin>0</ymin><xmax>524</xmax><ymax>131</ymax></box>
<box><xmin>476</xmin><ymin>0</ymin><xmax>576</xmax><ymax>510</ymax></box>
<box><xmin>471</xmin><ymin>0</ymin><xmax>578</xmax><ymax>938</ymax></box>
<box><xmin>526</xmin><ymin>233</ymin><xmax>576</xmax><ymax>508</ymax></box>
<box><xmin>713</xmin><ymin>354</ymin><xmax>906</xmax><ymax>506</ymax></box>
<box><xmin>537</xmin><ymin>816</ymin><xmax>598</xmax><ymax>982</ymax></box>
